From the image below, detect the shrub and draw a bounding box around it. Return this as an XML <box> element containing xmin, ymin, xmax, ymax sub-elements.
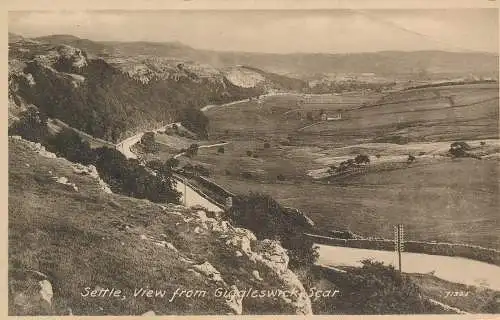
<box><xmin>449</xmin><ymin>141</ymin><xmax>471</xmax><ymax>158</ymax></box>
<box><xmin>43</xmin><ymin>129</ymin><xmax>180</xmax><ymax>204</ymax></box>
<box><xmin>375</xmin><ymin>154</ymin><xmax>381</xmax><ymax>158</ymax></box>
<box><xmin>480</xmin><ymin>141</ymin><xmax>486</xmax><ymax>146</ymax></box>
<box><xmin>306</xmin><ymin>111</ymin><xmax>314</xmax><ymax>122</ymax></box>
<box><xmin>186</xmin><ymin>143</ymin><xmax>199</xmax><ymax>157</ymax></box>
<box><xmin>354</xmin><ymin>154</ymin><xmax>370</xmax><ymax>164</ymax></box>
<box><xmin>217</xmin><ymin>146</ymin><xmax>225</xmax><ymax>154</ymax></box>
<box><xmin>140</xmin><ymin>132</ymin><xmax>160</xmax><ymax>153</ymax></box>
<box><xmin>8</xmin><ymin>107</ymin><xmax>50</xmax><ymax>144</ymax></box>
<box><xmin>264</xmin><ymin>142</ymin><xmax>271</xmax><ymax>149</ymax></box>
<box><xmin>311</xmin><ymin>259</ymin><xmax>445</xmax><ymax>314</ymax></box>
<box><xmin>46</xmin><ymin>128</ymin><xmax>95</xmax><ymax>165</ymax></box>
<box><xmin>246</xmin><ymin>150</ymin><xmax>252</xmax><ymax>157</ymax></box>
<box><xmin>241</xmin><ymin>171</ymin><xmax>252</xmax><ymax>179</ymax></box>
<box><xmin>180</xmin><ymin>107</ymin><xmax>209</xmax><ymax>139</ymax></box>
<box><xmin>194</xmin><ymin>164</ymin><xmax>210</xmax><ymax>176</ymax></box>
<box><xmin>277</xmin><ymin>174</ymin><xmax>285</xmax><ymax>181</ymax></box>
<box><xmin>407</xmin><ymin>155</ymin><xmax>416</xmax><ymax>163</ymax></box>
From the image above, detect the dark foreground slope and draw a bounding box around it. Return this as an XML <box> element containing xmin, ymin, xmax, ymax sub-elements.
<box><xmin>8</xmin><ymin>137</ymin><xmax>313</xmax><ymax>316</ymax></box>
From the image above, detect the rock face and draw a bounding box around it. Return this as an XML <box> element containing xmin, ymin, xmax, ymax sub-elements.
<box><xmin>9</xmin><ymin>270</ymin><xmax>54</xmax><ymax>315</ymax></box>
<box><xmin>188</xmin><ymin>208</ymin><xmax>313</xmax><ymax>315</ymax></box>
<box><xmin>283</xmin><ymin>206</ymin><xmax>315</xmax><ymax>229</ymax></box>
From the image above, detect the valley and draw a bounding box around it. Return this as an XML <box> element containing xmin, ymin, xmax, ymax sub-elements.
<box><xmin>7</xmin><ymin>29</ymin><xmax>500</xmax><ymax>316</ymax></box>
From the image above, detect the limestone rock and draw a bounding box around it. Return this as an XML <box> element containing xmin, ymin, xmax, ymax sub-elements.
<box><xmin>225</xmin><ymin>285</ymin><xmax>243</xmax><ymax>315</ymax></box>
<box><xmin>252</xmin><ymin>270</ymin><xmax>263</xmax><ymax>281</ymax></box>
<box><xmin>192</xmin><ymin>262</ymin><xmax>226</xmax><ymax>285</ymax></box>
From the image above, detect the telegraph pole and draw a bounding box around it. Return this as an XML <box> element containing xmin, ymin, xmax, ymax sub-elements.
<box><xmin>394</xmin><ymin>224</ymin><xmax>404</xmax><ymax>272</ymax></box>
<box><xmin>183</xmin><ymin>177</ymin><xmax>187</xmax><ymax>206</ymax></box>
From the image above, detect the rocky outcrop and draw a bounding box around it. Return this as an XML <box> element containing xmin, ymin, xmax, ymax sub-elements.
<box><xmin>9</xmin><ymin>136</ymin><xmax>57</xmax><ymax>159</ymax></box>
<box><xmin>283</xmin><ymin>206</ymin><xmax>315</xmax><ymax>229</ymax></box>
<box><xmin>72</xmin><ymin>163</ymin><xmax>112</xmax><ymax>194</ymax></box>
<box><xmin>9</xmin><ymin>270</ymin><xmax>54</xmax><ymax>315</ymax></box>
<box><xmin>187</xmin><ymin>208</ymin><xmax>313</xmax><ymax>315</ymax></box>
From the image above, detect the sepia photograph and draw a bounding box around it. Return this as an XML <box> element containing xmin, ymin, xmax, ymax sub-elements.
<box><xmin>6</xmin><ymin>3</ymin><xmax>500</xmax><ymax>316</ymax></box>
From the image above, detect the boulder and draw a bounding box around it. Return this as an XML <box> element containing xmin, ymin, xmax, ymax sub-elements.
<box><xmin>10</xmin><ymin>272</ymin><xmax>54</xmax><ymax>315</ymax></box>
<box><xmin>192</xmin><ymin>262</ymin><xmax>226</xmax><ymax>285</ymax></box>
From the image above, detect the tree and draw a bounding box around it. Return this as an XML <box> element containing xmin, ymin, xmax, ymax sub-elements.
<box><xmin>186</xmin><ymin>143</ymin><xmax>199</xmax><ymax>157</ymax></box>
<box><xmin>140</xmin><ymin>132</ymin><xmax>159</xmax><ymax>153</ymax></box>
<box><xmin>306</xmin><ymin>111</ymin><xmax>314</xmax><ymax>122</ymax></box>
<box><xmin>263</xmin><ymin>142</ymin><xmax>271</xmax><ymax>149</ymax></box>
<box><xmin>165</xmin><ymin>157</ymin><xmax>179</xmax><ymax>169</ymax></box>
<box><xmin>354</xmin><ymin>154</ymin><xmax>370</xmax><ymax>164</ymax></box>
<box><xmin>246</xmin><ymin>150</ymin><xmax>252</xmax><ymax>157</ymax></box>
<box><xmin>47</xmin><ymin>128</ymin><xmax>95</xmax><ymax>165</ymax></box>
<box><xmin>407</xmin><ymin>155</ymin><xmax>416</xmax><ymax>163</ymax></box>
<box><xmin>8</xmin><ymin>107</ymin><xmax>49</xmax><ymax>143</ymax></box>
<box><xmin>449</xmin><ymin>141</ymin><xmax>471</xmax><ymax>158</ymax></box>
<box><xmin>217</xmin><ymin>146</ymin><xmax>225</xmax><ymax>154</ymax></box>
<box><xmin>180</xmin><ymin>107</ymin><xmax>209</xmax><ymax>139</ymax></box>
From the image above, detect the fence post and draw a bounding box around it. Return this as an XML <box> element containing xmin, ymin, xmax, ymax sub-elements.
<box><xmin>394</xmin><ymin>224</ymin><xmax>404</xmax><ymax>272</ymax></box>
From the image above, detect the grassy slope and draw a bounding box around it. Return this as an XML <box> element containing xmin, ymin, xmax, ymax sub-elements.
<box><xmin>299</xmin><ymin>84</ymin><xmax>499</xmax><ymax>145</ymax></box>
<box><xmin>8</xmin><ymin>139</ymin><xmax>295</xmax><ymax>315</ymax></box>
<box><xmin>409</xmin><ymin>273</ymin><xmax>499</xmax><ymax>313</ymax></box>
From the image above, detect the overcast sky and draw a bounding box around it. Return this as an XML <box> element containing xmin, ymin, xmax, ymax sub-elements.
<box><xmin>8</xmin><ymin>9</ymin><xmax>499</xmax><ymax>54</ymax></box>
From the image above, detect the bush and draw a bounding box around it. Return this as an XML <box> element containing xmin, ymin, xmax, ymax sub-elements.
<box><xmin>354</xmin><ymin>154</ymin><xmax>370</xmax><ymax>164</ymax></box>
<box><xmin>43</xmin><ymin>129</ymin><xmax>180</xmax><ymax>204</ymax></box>
<box><xmin>194</xmin><ymin>164</ymin><xmax>210</xmax><ymax>176</ymax></box>
<box><xmin>186</xmin><ymin>143</ymin><xmax>199</xmax><ymax>157</ymax></box>
<box><xmin>8</xmin><ymin>107</ymin><xmax>50</xmax><ymax>144</ymax></box>
<box><xmin>277</xmin><ymin>174</ymin><xmax>285</xmax><ymax>181</ymax></box>
<box><xmin>480</xmin><ymin>141</ymin><xmax>486</xmax><ymax>146</ymax></box>
<box><xmin>311</xmin><ymin>259</ymin><xmax>445</xmax><ymax>314</ymax></box>
<box><xmin>180</xmin><ymin>107</ymin><xmax>209</xmax><ymax>139</ymax></box>
<box><xmin>217</xmin><ymin>146</ymin><xmax>225</xmax><ymax>154</ymax></box>
<box><xmin>46</xmin><ymin>128</ymin><xmax>95</xmax><ymax>165</ymax></box>
<box><xmin>264</xmin><ymin>142</ymin><xmax>271</xmax><ymax>149</ymax></box>
<box><xmin>140</xmin><ymin>132</ymin><xmax>160</xmax><ymax>153</ymax></box>
<box><xmin>449</xmin><ymin>141</ymin><xmax>471</xmax><ymax>158</ymax></box>
<box><xmin>246</xmin><ymin>150</ymin><xmax>252</xmax><ymax>157</ymax></box>
<box><xmin>407</xmin><ymin>155</ymin><xmax>416</xmax><ymax>163</ymax></box>
<box><xmin>241</xmin><ymin>171</ymin><xmax>252</xmax><ymax>179</ymax></box>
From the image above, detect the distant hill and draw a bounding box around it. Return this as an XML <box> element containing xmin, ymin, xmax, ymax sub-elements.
<box><xmin>32</xmin><ymin>34</ymin><xmax>499</xmax><ymax>77</ymax></box>
<box><xmin>9</xmin><ymin>35</ymin><xmax>306</xmax><ymax>142</ymax></box>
